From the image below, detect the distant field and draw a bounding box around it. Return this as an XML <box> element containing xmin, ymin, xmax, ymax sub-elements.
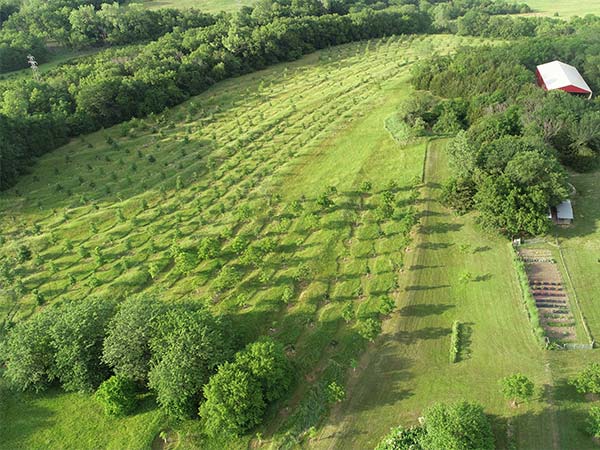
<box><xmin>136</xmin><ymin>0</ymin><xmax>253</xmax><ymax>12</ymax></box>
<box><xmin>523</xmin><ymin>0</ymin><xmax>600</xmax><ymax>16</ymax></box>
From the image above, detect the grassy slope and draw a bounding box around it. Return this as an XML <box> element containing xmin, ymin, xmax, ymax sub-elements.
<box><xmin>0</xmin><ymin>35</ymin><xmax>483</xmax><ymax>449</ymax></box>
<box><xmin>522</xmin><ymin>0</ymin><xmax>600</xmax><ymax>16</ymax></box>
<box><xmin>312</xmin><ymin>142</ymin><xmax>599</xmax><ymax>450</ymax></box>
<box><xmin>137</xmin><ymin>0</ymin><xmax>254</xmax><ymax>12</ymax></box>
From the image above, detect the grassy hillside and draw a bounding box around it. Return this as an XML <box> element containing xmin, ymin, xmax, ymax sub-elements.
<box><xmin>312</xmin><ymin>142</ymin><xmax>600</xmax><ymax>450</ymax></box>
<box><xmin>523</xmin><ymin>0</ymin><xmax>600</xmax><ymax>16</ymax></box>
<box><xmin>0</xmin><ymin>34</ymin><xmax>487</xmax><ymax>448</ymax></box>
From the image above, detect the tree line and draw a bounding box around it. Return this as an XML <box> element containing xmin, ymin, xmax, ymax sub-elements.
<box><xmin>0</xmin><ymin>294</ymin><xmax>293</xmax><ymax>437</ymax></box>
<box><xmin>0</xmin><ymin>0</ymin><xmax>216</xmax><ymax>73</ymax></box>
<box><xmin>401</xmin><ymin>20</ymin><xmax>600</xmax><ymax>236</ymax></box>
<box><xmin>0</xmin><ymin>5</ymin><xmax>430</xmax><ymax>190</ymax></box>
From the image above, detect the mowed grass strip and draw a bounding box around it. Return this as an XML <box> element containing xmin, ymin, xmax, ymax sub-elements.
<box><xmin>312</xmin><ymin>141</ymin><xmax>558</xmax><ymax>450</ymax></box>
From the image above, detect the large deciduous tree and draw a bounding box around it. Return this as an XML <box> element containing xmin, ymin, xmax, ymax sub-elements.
<box><xmin>420</xmin><ymin>401</ymin><xmax>494</xmax><ymax>450</ymax></box>
<box><xmin>148</xmin><ymin>304</ymin><xmax>232</xmax><ymax>419</ymax></box>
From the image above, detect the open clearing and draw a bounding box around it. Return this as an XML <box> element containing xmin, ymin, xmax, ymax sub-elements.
<box><xmin>522</xmin><ymin>0</ymin><xmax>600</xmax><ymax>16</ymax></box>
<box><xmin>135</xmin><ymin>0</ymin><xmax>254</xmax><ymax>12</ymax></box>
<box><xmin>0</xmin><ymin>34</ymin><xmax>487</xmax><ymax>449</ymax></box>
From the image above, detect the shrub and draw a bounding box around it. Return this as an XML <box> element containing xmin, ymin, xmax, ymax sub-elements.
<box><xmin>199</xmin><ymin>337</ymin><xmax>291</xmax><ymax>437</ymax></box>
<box><xmin>103</xmin><ymin>294</ymin><xmax>165</xmax><ymax>382</ymax></box>
<box><xmin>449</xmin><ymin>321</ymin><xmax>460</xmax><ymax>363</ymax></box>
<box><xmin>571</xmin><ymin>363</ymin><xmax>600</xmax><ymax>395</ymax></box>
<box><xmin>49</xmin><ymin>297</ymin><xmax>118</xmax><ymax>392</ymax></box>
<box><xmin>200</xmin><ymin>362</ymin><xmax>265</xmax><ymax>437</ymax></box>
<box><xmin>95</xmin><ymin>376</ymin><xmax>137</xmax><ymax>417</ymax></box>
<box><xmin>420</xmin><ymin>401</ymin><xmax>494</xmax><ymax>450</ymax></box>
<box><xmin>500</xmin><ymin>373</ymin><xmax>535</xmax><ymax>406</ymax></box>
<box><xmin>375</xmin><ymin>426</ymin><xmax>424</xmax><ymax>450</ymax></box>
<box><xmin>16</xmin><ymin>244</ymin><xmax>32</xmax><ymax>263</ymax></box>
<box><xmin>587</xmin><ymin>406</ymin><xmax>600</xmax><ymax>438</ymax></box>
<box><xmin>1</xmin><ymin>307</ymin><xmax>58</xmax><ymax>392</ymax></box>
<box><xmin>326</xmin><ymin>381</ymin><xmax>345</xmax><ymax>403</ymax></box>
<box><xmin>357</xmin><ymin>317</ymin><xmax>381</xmax><ymax>342</ymax></box>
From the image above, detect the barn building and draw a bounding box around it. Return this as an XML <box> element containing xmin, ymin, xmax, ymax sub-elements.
<box><xmin>536</xmin><ymin>61</ymin><xmax>593</xmax><ymax>99</ymax></box>
<box><xmin>548</xmin><ymin>200</ymin><xmax>574</xmax><ymax>225</ymax></box>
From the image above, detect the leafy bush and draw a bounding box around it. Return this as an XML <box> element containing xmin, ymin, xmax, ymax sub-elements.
<box><xmin>199</xmin><ymin>337</ymin><xmax>292</xmax><ymax>437</ymax></box>
<box><xmin>500</xmin><ymin>373</ymin><xmax>535</xmax><ymax>406</ymax></box>
<box><xmin>449</xmin><ymin>321</ymin><xmax>461</xmax><ymax>363</ymax></box>
<box><xmin>420</xmin><ymin>401</ymin><xmax>494</xmax><ymax>450</ymax></box>
<box><xmin>571</xmin><ymin>363</ymin><xmax>600</xmax><ymax>395</ymax></box>
<box><xmin>375</xmin><ymin>426</ymin><xmax>424</xmax><ymax>450</ymax></box>
<box><xmin>95</xmin><ymin>376</ymin><xmax>137</xmax><ymax>417</ymax></box>
<box><xmin>356</xmin><ymin>318</ymin><xmax>381</xmax><ymax>342</ymax></box>
<box><xmin>587</xmin><ymin>406</ymin><xmax>600</xmax><ymax>438</ymax></box>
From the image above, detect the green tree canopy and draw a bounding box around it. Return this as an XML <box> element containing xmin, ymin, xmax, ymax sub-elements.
<box><xmin>571</xmin><ymin>363</ymin><xmax>600</xmax><ymax>395</ymax></box>
<box><xmin>102</xmin><ymin>294</ymin><xmax>165</xmax><ymax>382</ymax></box>
<box><xmin>148</xmin><ymin>304</ymin><xmax>232</xmax><ymax>419</ymax></box>
<box><xmin>200</xmin><ymin>361</ymin><xmax>266</xmax><ymax>437</ymax></box>
<box><xmin>420</xmin><ymin>401</ymin><xmax>494</xmax><ymax>450</ymax></box>
<box><xmin>500</xmin><ymin>373</ymin><xmax>535</xmax><ymax>406</ymax></box>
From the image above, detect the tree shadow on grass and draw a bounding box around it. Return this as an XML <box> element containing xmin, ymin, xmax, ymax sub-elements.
<box><xmin>408</xmin><ymin>264</ymin><xmax>443</xmax><ymax>271</ymax></box>
<box><xmin>474</xmin><ymin>273</ymin><xmax>493</xmax><ymax>282</ymax></box>
<box><xmin>457</xmin><ymin>321</ymin><xmax>474</xmax><ymax>362</ymax></box>
<box><xmin>417</xmin><ymin>242</ymin><xmax>453</xmax><ymax>250</ymax></box>
<box><xmin>399</xmin><ymin>303</ymin><xmax>454</xmax><ymax>317</ymax></box>
<box><xmin>392</xmin><ymin>326</ymin><xmax>452</xmax><ymax>345</ymax></box>
<box><xmin>419</xmin><ymin>223</ymin><xmax>463</xmax><ymax>235</ymax></box>
<box><xmin>0</xmin><ymin>384</ymin><xmax>56</xmax><ymax>447</ymax></box>
<box><xmin>405</xmin><ymin>284</ymin><xmax>451</xmax><ymax>291</ymax></box>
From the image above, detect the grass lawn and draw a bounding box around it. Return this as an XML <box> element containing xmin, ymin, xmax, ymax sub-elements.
<box><xmin>521</xmin><ymin>0</ymin><xmax>600</xmax><ymax>16</ymax></box>
<box><xmin>0</xmin><ymin>34</ymin><xmax>490</xmax><ymax>448</ymax></box>
<box><xmin>311</xmin><ymin>141</ymin><xmax>599</xmax><ymax>450</ymax></box>
<box><xmin>555</xmin><ymin>169</ymin><xmax>600</xmax><ymax>341</ymax></box>
<box><xmin>133</xmin><ymin>0</ymin><xmax>254</xmax><ymax>12</ymax></box>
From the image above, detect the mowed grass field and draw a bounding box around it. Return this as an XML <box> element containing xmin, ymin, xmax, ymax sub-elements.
<box><xmin>0</xmin><ymin>34</ymin><xmax>488</xmax><ymax>448</ymax></box>
<box><xmin>312</xmin><ymin>144</ymin><xmax>600</xmax><ymax>449</ymax></box>
<box><xmin>522</xmin><ymin>0</ymin><xmax>600</xmax><ymax>16</ymax></box>
<box><xmin>556</xmin><ymin>169</ymin><xmax>600</xmax><ymax>340</ymax></box>
<box><xmin>137</xmin><ymin>0</ymin><xmax>254</xmax><ymax>12</ymax></box>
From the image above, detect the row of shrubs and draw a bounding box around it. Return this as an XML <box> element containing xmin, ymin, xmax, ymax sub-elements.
<box><xmin>511</xmin><ymin>248</ymin><xmax>546</xmax><ymax>346</ymax></box>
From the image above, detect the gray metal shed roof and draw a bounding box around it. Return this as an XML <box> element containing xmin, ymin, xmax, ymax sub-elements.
<box><xmin>556</xmin><ymin>200</ymin><xmax>574</xmax><ymax>220</ymax></box>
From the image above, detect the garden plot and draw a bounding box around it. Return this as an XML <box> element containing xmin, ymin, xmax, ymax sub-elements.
<box><xmin>518</xmin><ymin>248</ymin><xmax>577</xmax><ymax>343</ymax></box>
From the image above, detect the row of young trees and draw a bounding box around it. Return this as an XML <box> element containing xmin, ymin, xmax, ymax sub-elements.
<box><xmin>403</xmin><ymin>21</ymin><xmax>600</xmax><ymax>236</ymax></box>
<box><xmin>0</xmin><ymin>294</ymin><xmax>292</xmax><ymax>436</ymax></box>
<box><xmin>0</xmin><ymin>5</ymin><xmax>431</xmax><ymax>190</ymax></box>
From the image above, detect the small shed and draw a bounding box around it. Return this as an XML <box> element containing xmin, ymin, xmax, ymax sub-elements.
<box><xmin>548</xmin><ymin>200</ymin><xmax>574</xmax><ymax>225</ymax></box>
<box><xmin>536</xmin><ymin>61</ymin><xmax>592</xmax><ymax>99</ymax></box>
